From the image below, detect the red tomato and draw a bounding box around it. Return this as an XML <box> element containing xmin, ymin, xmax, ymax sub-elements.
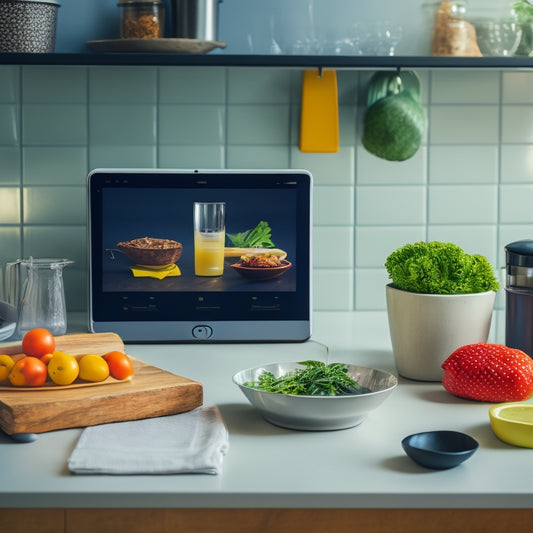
<box><xmin>21</xmin><ymin>328</ymin><xmax>56</xmax><ymax>358</ymax></box>
<box><xmin>9</xmin><ymin>356</ymin><xmax>48</xmax><ymax>387</ymax></box>
<box><xmin>102</xmin><ymin>351</ymin><xmax>134</xmax><ymax>380</ymax></box>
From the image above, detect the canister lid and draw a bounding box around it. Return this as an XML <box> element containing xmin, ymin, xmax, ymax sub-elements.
<box><xmin>505</xmin><ymin>240</ymin><xmax>533</xmax><ymax>267</ymax></box>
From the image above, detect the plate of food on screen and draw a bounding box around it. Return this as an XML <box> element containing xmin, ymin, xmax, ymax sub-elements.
<box><xmin>230</xmin><ymin>253</ymin><xmax>292</xmax><ymax>281</ymax></box>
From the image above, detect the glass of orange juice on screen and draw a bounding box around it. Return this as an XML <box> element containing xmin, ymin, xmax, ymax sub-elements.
<box><xmin>194</xmin><ymin>202</ymin><xmax>225</xmax><ymax>276</ymax></box>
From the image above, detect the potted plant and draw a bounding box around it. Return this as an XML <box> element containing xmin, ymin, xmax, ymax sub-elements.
<box><xmin>385</xmin><ymin>241</ymin><xmax>500</xmax><ymax>381</ymax></box>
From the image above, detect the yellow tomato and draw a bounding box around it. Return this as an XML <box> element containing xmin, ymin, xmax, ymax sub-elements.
<box><xmin>48</xmin><ymin>351</ymin><xmax>79</xmax><ymax>386</ymax></box>
<box><xmin>0</xmin><ymin>355</ymin><xmax>15</xmax><ymax>383</ymax></box>
<box><xmin>79</xmin><ymin>354</ymin><xmax>109</xmax><ymax>382</ymax></box>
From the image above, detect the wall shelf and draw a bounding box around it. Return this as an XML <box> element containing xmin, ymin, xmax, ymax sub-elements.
<box><xmin>1</xmin><ymin>53</ymin><xmax>533</xmax><ymax>69</ymax></box>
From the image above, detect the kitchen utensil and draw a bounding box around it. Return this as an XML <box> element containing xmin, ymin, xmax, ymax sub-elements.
<box><xmin>5</xmin><ymin>257</ymin><xmax>73</xmax><ymax>337</ymax></box>
<box><xmin>505</xmin><ymin>240</ymin><xmax>533</xmax><ymax>357</ymax></box>
<box><xmin>0</xmin><ymin>0</ymin><xmax>60</xmax><ymax>53</ymax></box>
<box><xmin>401</xmin><ymin>430</ymin><xmax>479</xmax><ymax>469</ymax></box>
<box><xmin>172</xmin><ymin>0</ymin><xmax>222</xmax><ymax>41</ymax></box>
<box><xmin>489</xmin><ymin>403</ymin><xmax>533</xmax><ymax>448</ymax></box>
<box><xmin>299</xmin><ymin>69</ymin><xmax>339</xmax><ymax>153</ymax></box>
<box><xmin>232</xmin><ymin>362</ymin><xmax>397</xmax><ymax>431</ymax></box>
<box><xmin>0</xmin><ymin>332</ymin><xmax>203</xmax><ymax>435</ymax></box>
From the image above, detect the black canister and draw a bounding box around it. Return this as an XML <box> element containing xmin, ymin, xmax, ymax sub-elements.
<box><xmin>505</xmin><ymin>240</ymin><xmax>533</xmax><ymax>357</ymax></box>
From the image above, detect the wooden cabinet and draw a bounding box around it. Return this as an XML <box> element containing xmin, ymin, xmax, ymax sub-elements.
<box><xmin>3</xmin><ymin>508</ymin><xmax>533</xmax><ymax>533</ymax></box>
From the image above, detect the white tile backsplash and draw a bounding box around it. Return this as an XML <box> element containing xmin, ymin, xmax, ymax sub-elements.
<box><xmin>290</xmin><ymin>146</ymin><xmax>355</xmax><ymax>185</ymax></box>
<box><xmin>431</xmin><ymin>71</ymin><xmax>500</xmax><ymax>104</ymax></box>
<box><xmin>356</xmin><ymin>185</ymin><xmax>426</xmax><ymax>225</ymax></box>
<box><xmin>0</xmin><ymin>188</ymin><xmax>20</xmax><ymax>224</ymax></box>
<box><xmin>429</xmin><ymin>105</ymin><xmax>499</xmax><ymax>144</ymax></box>
<box><xmin>502</xmin><ymin>72</ymin><xmax>533</xmax><ymax>103</ymax></box>
<box><xmin>355</xmin><ymin>226</ymin><xmax>427</xmax><ymax>268</ymax></box>
<box><xmin>428</xmin><ymin>185</ymin><xmax>498</xmax><ymax>224</ymax></box>
<box><xmin>1</xmin><ymin>66</ymin><xmax>532</xmax><ymax>313</ymax></box>
<box><xmin>313</xmin><ymin>226</ymin><xmax>354</xmax><ymax>268</ymax></box>
<box><xmin>160</xmin><ymin>67</ymin><xmax>227</xmax><ymax>104</ymax></box>
<box><xmin>501</xmin><ymin>145</ymin><xmax>533</xmax><ymax>183</ymax></box>
<box><xmin>357</xmin><ymin>146</ymin><xmax>427</xmax><ymax>185</ymax></box>
<box><xmin>502</xmin><ymin>106</ymin><xmax>533</xmax><ymax>143</ymax></box>
<box><xmin>355</xmin><ymin>268</ymin><xmax>390</xmax><ymax>310</ymax></box>
<box><xmin>313</xmin><ymin>186</ymin><xmax>354</xmax><ymax>226</ymax></box>
<box><xmin>500</xmin><ymin>185</ymin><xmax>533</xmax><ymax>224</ymax></box>
<box><xmin>429</xmin><ymin>145</ymin><xmax>498</xmax><ymax>184</ymax></box>
<box><xmin>313</xmin><ymin>268</ymin><xmax>354</xmax><ymax>311</ymax></box>
<box><xmin>426</xmin><ymin>225</ymin><xmax>498</xmax><ymax>264</ymax></box>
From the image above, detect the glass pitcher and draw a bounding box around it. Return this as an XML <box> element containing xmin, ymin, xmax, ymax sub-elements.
<box><xmin>5</xmin><ymin>258</ymin><xmax>73</xmax><ymax>337</ymax></box>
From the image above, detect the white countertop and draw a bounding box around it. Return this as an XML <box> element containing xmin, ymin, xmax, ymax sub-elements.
<box><xmin>2</xmin><ymin>310</ymin><xmax>531</xmax><ymax>510</ymax></box>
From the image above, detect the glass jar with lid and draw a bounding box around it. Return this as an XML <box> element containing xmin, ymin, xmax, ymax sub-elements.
<box><xmin>119</xmin><ymin>0</ymin><xmax>165</xmax><ymax>39</ymax></box>
<box><xmin>424</xmin><ymin>1</ymin><xmax>482</xmax><ymax>56</ymax></box>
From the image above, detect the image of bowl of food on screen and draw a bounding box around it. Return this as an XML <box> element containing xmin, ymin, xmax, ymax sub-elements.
<box><xmin>116</xmin><ymin>237</ymin><xmax>183</xmax><ymax>267</ymax></box>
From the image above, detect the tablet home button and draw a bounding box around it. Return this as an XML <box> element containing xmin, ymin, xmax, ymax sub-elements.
<box><xmin>192</xmin><ymin>325</ymin><xmax>213</xmax><ymax>339</ymax></box>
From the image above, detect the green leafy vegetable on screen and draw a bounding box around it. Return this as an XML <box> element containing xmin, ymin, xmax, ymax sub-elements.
<box><xmin>244</xmin><ymin>360</ymin><xmax>370</xmax><ymax>396</ymax></box>
<box><xmin>226</xmin><ymin>220</ymin><xmax>275</xmax><ymax>248</ymax></box>
<box><xmin>385</xmin><ymin>241</ymin><xmax>499</xmax><ymax>295</ymax></box>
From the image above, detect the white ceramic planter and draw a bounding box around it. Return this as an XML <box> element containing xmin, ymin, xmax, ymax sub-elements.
<box><xmin>386</xmin><ymin>284</ymin><xmax>496</xmax><ymax>382</ymax></box>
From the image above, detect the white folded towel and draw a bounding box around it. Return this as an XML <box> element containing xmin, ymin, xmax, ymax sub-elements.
<box><xmin>68</xmin><ymin>405</ymin><xmax>229</xmax><ymax>475</ymax></box>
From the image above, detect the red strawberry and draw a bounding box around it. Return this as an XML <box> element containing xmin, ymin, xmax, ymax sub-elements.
<box><xmin>442</xmin><ymin>343</ymin><xmax>533</xmax><ymax>402</ymax></box>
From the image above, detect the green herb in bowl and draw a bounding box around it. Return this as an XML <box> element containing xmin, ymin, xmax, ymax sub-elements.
<box><xmin>243</xmin><ymin>360</ymin><xmax>371</xmax><ymax>396</ymax></box>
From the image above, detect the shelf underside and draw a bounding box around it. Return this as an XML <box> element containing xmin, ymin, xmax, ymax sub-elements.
<box><xmin>2</xmin><ymin>53</ymin><xmax>533</xmax><ymax>69</ymax></box>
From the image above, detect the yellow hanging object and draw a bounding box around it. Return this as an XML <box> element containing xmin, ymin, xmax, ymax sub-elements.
<box><xmin>299</xmin><ymin>69</ymin><xmax>339</xmax><ymax>153</ymax></box>
<box><xmin>130</xmin><ymin>263</ymin><xmax>181</xmax><ymax>279</ymax></box>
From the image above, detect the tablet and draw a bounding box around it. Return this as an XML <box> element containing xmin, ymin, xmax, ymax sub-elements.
<box><xmin>88</xmin><ymin>169</ymin><xmax>312</xmax><ymax>342</ymax></box>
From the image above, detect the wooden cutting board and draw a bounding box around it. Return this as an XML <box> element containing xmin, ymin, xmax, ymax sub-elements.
<box><xmin>0</xmin><ymin>333</ymin><xmax>203</xmax><ymax>435</ymax></box>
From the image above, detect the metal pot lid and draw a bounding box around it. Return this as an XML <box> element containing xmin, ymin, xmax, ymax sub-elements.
<box><xmin>506</xmin><ymin>240</ymin><xmax>533</xmax><ymax>266</ymax></box>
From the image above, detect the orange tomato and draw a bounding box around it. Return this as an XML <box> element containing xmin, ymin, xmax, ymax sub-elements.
<box><xmin>103</xmin><ymin>351</ymin><xmax>134</xmax><ymax>380</ymax></box>
<box><xmin>21</xmin><ymin>328</ymin><xmax>56</xmax><ymax>359</ymax></box>
<box><xmin>9</xmin><ymin>356</ymin><xmax>48</xmax><ymax>387</ymax></box>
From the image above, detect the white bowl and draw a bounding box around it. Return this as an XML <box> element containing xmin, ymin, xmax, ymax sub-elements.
<box><xmin>232</xmin><ymin>362</ymin><xmax>398</xmax><ymax>431</ymax></box>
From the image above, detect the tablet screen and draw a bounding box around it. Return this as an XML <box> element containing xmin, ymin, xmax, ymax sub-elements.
<box><xmin>88</xmin><ymin>169</ymin><xmax>312</xmax><ymax>342</ymax></box>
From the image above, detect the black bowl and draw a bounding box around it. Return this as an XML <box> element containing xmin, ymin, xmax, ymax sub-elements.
<box><xmin>401</xmin><ymin>430</ymin><xmax>479</xmax><ymax>470</ymax></box>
